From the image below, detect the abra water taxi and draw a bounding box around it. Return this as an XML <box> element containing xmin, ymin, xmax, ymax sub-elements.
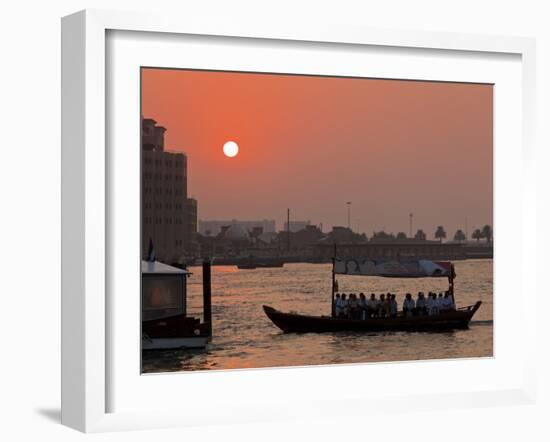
<box><xmin>263</xmin><ymin>257</ymin><xmax>482</xmax><ymax>333</ymax></box>
<box><xmin>142</xmin><ymin>260</ymin><xmax>213</xmax><ymax>350</ymax></box>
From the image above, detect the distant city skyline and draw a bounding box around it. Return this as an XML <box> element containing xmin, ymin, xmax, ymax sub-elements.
<box><xmin>142</xmin><ymin>69</ymin><xmax>493</xmax><ymax>239</ymax></box>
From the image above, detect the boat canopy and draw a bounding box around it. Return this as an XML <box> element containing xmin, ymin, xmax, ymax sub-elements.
<box><xmin>334</xmin><ymin>258</ymin><xmax>454</xmax><ymax>278</ymax></box>
<box><xmin>142</xmin><ymin>260</ymin><xmax>191</xmax><ymax>275</ymax></box>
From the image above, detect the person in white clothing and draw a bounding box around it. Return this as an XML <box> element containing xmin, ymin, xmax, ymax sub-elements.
<box><xmin>389</xmin><ymin>294</ymin><xmax>398</xmax><ymax>318</ymax></box>
<box><xmin>340</xmin><ymin>294</ymin><xmax>349</xmax><ymax>318</ymax></box>
<box><xmin>437</xmin><ymin>292</ymin><xmax>444</xmax><ymax>310</ymax></box>
<box><xmin>359</xmin><ymin>293</ymin><xmax>368</xmax><ymax>320</ymax></box>
<box><xmin>427</xmin><ymin>292</ymin><xmax>439</xmax><ymax>316</ymax></box>
<box><xmin>441</xmin><ymin>292</ymin><xmax>454</xmax><ymax>311</ymax></box>
<box><xmin>416</xmin><ymin>292</ymin><xmax>427</xmax><ymax>316</ymax></box>
<box><xmin>402</xmin><ymin>293</ymin><xmax>415</xmax><ymax>317</ymax></box>
<box><xmin>334</xmin><ymin>293</ymin><xmax>342</xmax><ymax>317</ymax></box>
<box><xmin>367</xmin><ymin>294</ymin><xmax>379</xmax><ymax>318</ymax></box>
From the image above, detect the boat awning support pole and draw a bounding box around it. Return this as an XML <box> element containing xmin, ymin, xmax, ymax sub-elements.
<box><xmin>202</xmin><ymin>260</ymin><xmax>213</xmax><ymax>337</ymax></box>
<box><xmin>449</xmin><ymin>263</ymin><xmax>456</xmax><ymax>305</ymax></box>
<box><xmin>331</xmin><ymin>244</ymin><xmax>337</xmax><ymax>317</ymax></box>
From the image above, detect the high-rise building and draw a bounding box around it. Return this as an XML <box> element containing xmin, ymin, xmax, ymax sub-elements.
<box><xmin>185</xmin><ymin>198</ymin><xmax>198</xmax><ymax>251</ymax></box>
<box><xmin>141</xmin><ymin>118</ymin><xmax>198</xmax><ymax>262</ymax></box>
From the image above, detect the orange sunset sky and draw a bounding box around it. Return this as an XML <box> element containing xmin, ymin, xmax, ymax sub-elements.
<box><xmin>141</xmin><ymin>68</ymin><xmax>493</xmax><ymax>238</ymax></box>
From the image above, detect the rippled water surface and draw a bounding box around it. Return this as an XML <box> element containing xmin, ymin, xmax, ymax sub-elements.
<box><xmin>142</xmin><ymin>259</ymin><xmax>493</xmax><ymax>373</ymax></box>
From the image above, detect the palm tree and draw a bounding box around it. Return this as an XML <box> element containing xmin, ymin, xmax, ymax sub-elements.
<box><xmin>396</xmin><ymin>232</ymin><xmax>407</xmax><ymax>240</ymax></box>
<box><xmin>434</xmin><ymin>226</ymin><xmax>446</xmax><ymax>243</ymax></box>
<box><xmin>472</xmin><ymin>228</ymin><xmax>483</xmax><ymax>243</ymax></box>
<box><xmin>481</xmin><ymin>224</ymin><xmax>493</xmax><ymax>243</ymax></box>
<box><xmin>454</xmin><ymin>229</ymin><xmax>466</xmax><ymax>243</ymax></box>
<box><xmin>414</xmin><ymin>229</ymin><xmax>426</xmax><ymax>240</ymax></box>
<box><xmin>371</xmin><ymin>231</ymin><xmax>395</xmax><ymax>240</ymax></box>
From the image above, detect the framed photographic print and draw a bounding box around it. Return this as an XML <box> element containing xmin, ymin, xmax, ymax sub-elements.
<box><xmin>61</xmin><ymin>9</ymin><xmax>537</xmax><ymax>432</ymax></box>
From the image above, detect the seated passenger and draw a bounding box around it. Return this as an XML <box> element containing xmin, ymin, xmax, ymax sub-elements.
<box><xmin>427</xmin><ymin>293</ymin><xmax>439</xmax><ymax>316</ymax></box>
<box><xmin>367</xmin><ymin>294</ymin><xmax>379</xmax><ymax>318</ymax></box>
<box><xmin>416</xmin><ymin>292</ymin><xmax>427</xmax><ymax>315</ymax></box>
<box><xmin>378</xmin><ymin>294</ymin><xmax>387</xmax><ymax>317</ymax></box>
<box><xmin>348</xmin><ymin>294</ymin><xmax>359</xmax><ymax>319</ymax></box>
<box><xmin>359</xmin><ymin>293</ymin><xmax>368</xmax><ymax>320</ymax></box>
<box><xmin>339</xmin><ymin>294</ymin><xmax>348</xmax><ymax>318</ymax></box>
<box><xmin>334</xmin><ymin>293</ymin><xmax>341</xmax><ymax>317</ymax></box>
<box><xmin>403</xmin><ymin>293</ymin><xmax>415</xmax><ymax>317</ymax></box>
<box><xmin>441</xmin><ymin>292</ymin><xmax>454</xmax><ymax>311</ymax></box>
<box><xmin>437</xmin><ymin>292</ymin><xmax>444</xmax><ymax>310</ymax></box>
<box><xmin>389</xmin><ymin>294</ymin><xmax>398</xmax><ymax>318</ymax></box>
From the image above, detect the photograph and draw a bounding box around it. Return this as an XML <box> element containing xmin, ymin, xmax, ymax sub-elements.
<box><xmin>140</xmin><ymin>67</ymin><xmax>493</xmax><ymax>373</ymax></box>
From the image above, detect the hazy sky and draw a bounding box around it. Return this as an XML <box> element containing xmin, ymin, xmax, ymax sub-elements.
<box><xmin>142</xmin><ymin>68</ymin><xmax>493</xmax><ymax>239</ymax></box>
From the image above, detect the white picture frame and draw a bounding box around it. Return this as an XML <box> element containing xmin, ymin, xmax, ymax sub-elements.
<box><xmin>61</xmin><ymin>9</ymin><xmax>537</xmax><ymax>433</ymax></box>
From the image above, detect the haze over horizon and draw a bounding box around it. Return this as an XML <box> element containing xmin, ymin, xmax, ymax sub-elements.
<box><xmin>141</xmin><ymin>68</ymin><xmax>493</xmax><ymax>240</ymax></box>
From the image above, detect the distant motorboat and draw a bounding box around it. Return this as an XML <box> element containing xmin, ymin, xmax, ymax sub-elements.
<box><xmin>237</xmin><ymin>258</ymin><xmax>284</xmax><ymax>269</ymax></box>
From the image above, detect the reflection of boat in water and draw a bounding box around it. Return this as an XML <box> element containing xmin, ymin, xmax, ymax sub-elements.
<box><xmin>237</xmin><ymin>263</ymin><xmax>257</xmax><ymax>270</ymax></box>
<box><xmin>237</xmin><ymin>258</ymin><xmax>285</xmax><ymax>270</ymax></box>
<box><xmin>142</xmin><ymin>259</ymin><xmax>213</xmax><ymax>350</ymax></box>
<box><xmin>263</xmin><ymin>302</ymin><xmax>482</xmax><ymax>333</ymax></box>
<box><xmin>263</xmin><ymin>252</ymin><xmax>482</xmax><ymax>333</ymax></box>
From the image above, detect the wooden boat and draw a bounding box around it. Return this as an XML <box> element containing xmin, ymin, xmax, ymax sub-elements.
<box><xmin>263</xmin><ymin>302</ymin><xmax>482</xmax><ymax>333</ymax></box>
<box><xmin>263</xmin><ymin>253</ymin><xmax>483</xmax><ymax>333</ymax></box>
<box><xmin>142</xmin><ymin>259</ymin><xmax>213</xmax><ymax>351</ymax></box>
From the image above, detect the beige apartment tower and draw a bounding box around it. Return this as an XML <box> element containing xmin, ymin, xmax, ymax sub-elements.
<box><xmin>141</xmin><ymin>118</ymin><xmax>198</xmax><ymax>262</ymax></box>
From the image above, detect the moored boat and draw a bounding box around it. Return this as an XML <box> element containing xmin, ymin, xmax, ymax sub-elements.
<box><xmin>142</xmin><ymin>259</ymin><xmax>213</xmax><ymax>350</ymax></box>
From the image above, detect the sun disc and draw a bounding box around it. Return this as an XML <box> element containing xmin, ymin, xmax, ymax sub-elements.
<box><xmin>223</xmin><ymin>141</ymin><xmax>239</xmax><ymax>157</ymax></box>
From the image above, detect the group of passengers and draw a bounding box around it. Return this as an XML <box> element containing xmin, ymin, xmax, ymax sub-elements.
<box><xmin>333</xmin><ymin>291</ymin><xmax>455</xmax><ymax>319</ymax></box>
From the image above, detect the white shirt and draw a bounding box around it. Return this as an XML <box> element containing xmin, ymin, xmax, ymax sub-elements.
<box><xmin>403</xmin><ymin>298</ymin><xmax>415</xmax><ymax>310</ymax></box>
<box><xmin>442</xmin><ymin>296</ymin><xmax>453</xmax><ymax>309</ymax></box>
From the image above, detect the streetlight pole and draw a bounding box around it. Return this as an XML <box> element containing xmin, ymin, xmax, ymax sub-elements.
<box><xmin>287</xmin><ymin>208</ymin><xmax>290</xmax><ymax>252</ymax></box>
<box><xmin>409</xmin><ymin>213</ymin><xmax>413</xmax><ymax>238</ymax></box>
<box><xmin>347</xmin><ymin>202</ymin><xmax>351</xmax><ymax>230</ymax></box>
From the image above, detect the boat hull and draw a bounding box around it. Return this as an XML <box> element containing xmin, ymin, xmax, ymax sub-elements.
<box><xmin>142</xmin><ymin>313</ymin><xmax>210</xmax><ymax>350</ymax></box>
<box><xmin>263</xmin><ymin>302</ymin><xmax>482</xmax><ymax>333</ymax></box>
